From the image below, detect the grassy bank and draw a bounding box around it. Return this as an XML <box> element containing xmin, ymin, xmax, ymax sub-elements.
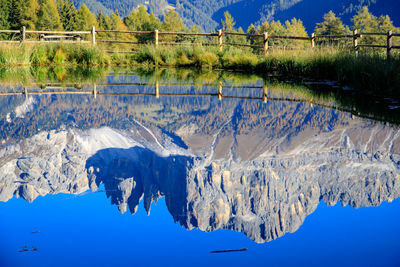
<box><xmin>1</xmin><ymin>43</ymin><xmax>399</xmax><ymax>97</ymax></box>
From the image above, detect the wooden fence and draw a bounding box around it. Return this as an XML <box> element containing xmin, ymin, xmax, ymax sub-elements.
<box><xmin>0</xmin><ymin>81</ymin><xmax>389</xmax><ymax>122</ymax></box>
<box><xmin>1</xmin><ymin>26</ymin><xmax>399</xmax><ymax>59</ymax></box>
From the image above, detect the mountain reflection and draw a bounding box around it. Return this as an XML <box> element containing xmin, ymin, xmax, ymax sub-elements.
<box><xmin>1</xmin><ymin>72</ymin><xmax>400</xmax><ymax>243</ymax></box>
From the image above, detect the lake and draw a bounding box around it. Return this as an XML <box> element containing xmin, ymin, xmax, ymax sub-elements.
<box><xmin>1</xmin><ymin>67</ymin><xmax>400</xmax><ymax>267</ymax></box>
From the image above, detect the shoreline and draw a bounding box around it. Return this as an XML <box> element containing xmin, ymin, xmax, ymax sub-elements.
<box><xmin>1</xmin><ymin>43</ymin><xmax>399</xmax><ymax>97</ymax></box>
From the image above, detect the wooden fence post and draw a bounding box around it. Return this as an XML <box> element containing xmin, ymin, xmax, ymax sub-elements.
<box><xmin>263</xmin><ymin>32</ymin><xmax>269</xmax><ymax>54</ymax></box>
<box><xmin>218</xmin><ymin>82</ymin><xmax>223</xmax><ymax>101</ymax></box>
<box><xmin>262</xmin><ymin>84</ymin><xmax>268</xmax><ymax>103</ymax></box>
<box><xmin>92</xmin><ymin>26</ymin><xmax>96</xmax><ymax>46</ymax></box>
<box><xmin>218</xmin><ymin>30</ymin><xmax>223</xmax><ymax>51</ymax></box>
<box><xmin>155</xmin><ymin>81</ymin><xmax>159</xmax><ymax>98</ymax></box>
<box><xmin>93</xmin><ymin>84</ymin><xmax>97</xmax><ymax>99</ymax></box>
<box><xmin>353</xmin><ymin>29</ymin><xmax>358</xmax><ymax>57</ymax></box>
<box><xmin>387</xmin><ymin>30</ymin><xmax>392</xmax><ymax>60</ymax></box>
<box><xmin>21</xmin><ymin>26</ymin><xmax>26</xmax><ymax>43</ymax></box>
<box><xmin>155</xmin><ymin>30</ymin><xmax>159</xmax><ymax>47</ymax></box>
<box><xmin>310</xmin><ymin>33</ymin><xmax>315</xmax><ymax>48</ymax></box>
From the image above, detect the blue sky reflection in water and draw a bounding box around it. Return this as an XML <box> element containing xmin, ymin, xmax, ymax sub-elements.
<box><xmin>0</xmin><ymin>72</ymin><xmax>400</xmax><ymax>267</ymax></box>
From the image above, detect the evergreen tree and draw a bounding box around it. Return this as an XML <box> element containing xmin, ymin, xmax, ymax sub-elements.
<box><xmin>285</xmin><ymin>18</ymin><xmax>307</xmax><ymax>47</ymax></box>
<box><xmin>351</xmin><ymin>6</ymin><xmax>398</xmax><ymax>45</ymax></box>
<box><xmin>148</xmin><ymin>12</ymin><xmax>162</xmax><ymax>31</ymax></box>
<box><xmin>0</xmin><ymin>0</ymin><xmax>11</xmax><ymax>30</ymax></box>
<box><xmin>21</xmin><ymin>0</ymin><xmax>39</xmax><ymax>29</ymax></box>
<box><xmin>162</xmin><ymin>10</ymin><xmax>185</xmax><ymax>32</ymax></box>
<box><xmin>377</xmin><ymin>15</ymin><xmax>399</xmax><ymax>33</ymax></box>
<box><xmin>124</xmin><ymin>5</ymin><xmax>161</xmax><ymax>32</ymax></box>
<box><xmin>351</xmin><ymin>6</ymin><xmax>379</xmax><ymax>44</ymax></box>
<box><xmin>162</xmin><ymin>10</ymin><xmax>185</xmax><ymax>42</ymax></box>
<box><xmin>352</xmin><ymin>6</ymin><xmax>378</xmax><ymax>33</ymax></box>
<box><xmin>7</xmin><ymin>0</ymin><xmax>39</xmax><ymax>30</ymax></box>
<box><xmin>96</xmin><ymin>10</ymin><xmax>106</xmax><ymax>29</ymax></box>
<box><xmin>102</xmin><ymin>10</ymin><xmax>130</xmax><ymax>49</ymax></box>
<box><xmin>257</xmin><ymin>21</ymin><xmax>269</xmax><ymax>34</ymax></box>
<box><xmin>247</xmin><ymin>24</ymin><xmax>257</xmax><ymax>46</ymax></box>
<box><xmin>315</xmin><ymin>11</ymin><xmax>349</xmax><ymax>36</ymax></box>
<box><xmin>220</xmin><ymin>11</ymin><xmax>242</xmax><ymax>43</ymax></box>
<box><xmin>267</xmin><ymin>20</ymin><xmax>287</xmax><ymax>47</ymax></box>
<box><xmin>37</xmin><ymin>0</ymin><xmax>63</xmax><ymax>30</ymax></box>
<box><xmin>75</xmin><ymin>4</ymin><xmax>97</xmax><ymax>30</ymax></box>
<box><xmin>314</xmin><ymin>11</ymin><xmax>350</xmax><ymax>46</ymax></box>
<box><xmin>57</xmin><ymin>0</ymin><xmax>77</xmax><ymax>31</ymax></box>
<box><xmin>107</xmin><ymin>10</ymin><xmax>127</xmax><ymax>31</ymax></box>
<box><xmin>221</xmin><ymin>11</ymin><xmax>235</xmax><ymax>32</ymax></box>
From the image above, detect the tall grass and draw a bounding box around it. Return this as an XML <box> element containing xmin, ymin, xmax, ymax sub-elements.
<box><xmin>0</xmin><ymin>43</ymin><xmax>110</xmax><ymax>67</ymax></box>
<box><xmin>1</xmin><ymin>43</ymin><xmax>399</xmax><ymax>96</ymax></box>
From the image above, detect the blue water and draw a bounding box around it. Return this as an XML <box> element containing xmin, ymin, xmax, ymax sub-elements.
<box><xmin>1</xmin><ymin>191</ymin><xmax>400</xmax><ymax>267</ymax></box>
<box><xmin>1</xmin><ymin>72</ymin><xmax>400</xmax><ymax>267</ymax></box>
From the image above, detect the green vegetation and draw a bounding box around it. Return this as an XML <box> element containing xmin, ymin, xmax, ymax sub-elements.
<box><xmin>0</xmin><ymin>65</ymin><xmax>108</xmax><ymax>86</ymax></box>
<box><xmin>0</xmin><ymin>1</ymin><xmax>399</xmax><ymax>102</ymax></box>
<box><xmin>1</xmin><ymin>43</ymin><xmax>399</xmax><ymax>100</ymax></box>
<box><xmin>0</xmin><ymin>43</ymin><xmax>110</xmax><ymax>66</ymax></box>
<box><xmin>127</xmin><ymin>46</ymin><xmax>400</xmax><ymax>97</ymax></box>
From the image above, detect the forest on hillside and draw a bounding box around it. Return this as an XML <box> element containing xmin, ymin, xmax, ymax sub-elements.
<box><xmin>60</xmin><ymin>0</ymin><xmax>400</xmax><ymax>32</ymax></box>
<box><xmin>0</xmin><ymin>0</ymin><xmax>398</xmax><ymax>47</ymax></box>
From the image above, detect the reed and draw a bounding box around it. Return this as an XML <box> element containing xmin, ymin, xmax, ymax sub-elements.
<box><xmin>0</xmin><ymin>43</ymin><xmax>399</xmax><ymax>96</ymax></box>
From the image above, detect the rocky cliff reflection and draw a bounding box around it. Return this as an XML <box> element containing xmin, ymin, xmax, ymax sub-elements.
<box><xmin>1</xmin><ymin>76</ymin><xmax>400</xmax><ymax>243</ymax></box>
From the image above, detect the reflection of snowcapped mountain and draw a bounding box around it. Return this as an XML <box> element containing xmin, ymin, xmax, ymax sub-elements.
<box><xmin>15</xmin><ymin>97</ymin><xmax>38</xmax><ymax>118</ymax></box>
<box><xmin>1</xmin><ymin>100</ymin><xmax>399</xmax><ymax>243</ymax></box>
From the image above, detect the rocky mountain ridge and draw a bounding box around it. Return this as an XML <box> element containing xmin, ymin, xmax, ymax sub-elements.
<box><xmin>1</xmin><ymin>114</ymin><xmax>399</xmax><ymax>242</ymax></box>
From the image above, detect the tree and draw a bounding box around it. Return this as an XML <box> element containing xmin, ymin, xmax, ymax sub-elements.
<box><xmin>221</xmin><ymin>11</ymin><xmax>235</xmax><ymax>32</ymax></box>
<box><xmin>247</xmin><ymin>24</ymin><xmax>257</xmax><ymax>46</ymax></box>
<box><xmin>162</xmin><ymin>10</ymin><xmax>185</xmax><ymax>32</ymax></box>
<box><xmin>21</xmin><ymin>0</ymin><xmax>40</xmax><ymax>29</ymax></box>
<box><xmin>377</xmin><ymin>15</ymin><xmax>399</xmax><ymax>33</ymax></box>
<box><xmin>315</xmin><ymin>11</ymin><xmax>349</xmax><ymax>36</ymax></box>
<box><xmin>0</xmin><ymin>0</ymin><xmax>11</xmax><ymax>30</ymax></box>
<box><xmin>8</xmin><ymin>0</ymin><xmax>39</xmax><ymax>30</ymax></box>
<box><xmin>75</xmin><ymin>4</ymin><xmax>97</xmax><ymax>30</ymax></box>
<box><xmin>124</xmin><ymin>4</ymin><xmax>161</xmax><ymax>43</ymax></box>
<box><xmin>57</xmin><ymin>0</ymin><xmax>77</xmax><ymax>31</ymax></box>
<box><xmin>286</xmin><ymin>18</ymin><xmax>308</xmax><ymax>47</ymax></box>
<box><xmin>352</xmin><ymin>6</ymin><xmax>399</xmax><ymax>45</ymax></box>
<box><xmin>220</xmin><ymin>11</ymin><xmax>245</xmax><ymax>44</ymax></box>
<box><xmin>352</xmin><ymin>6</ymin><xmax>378</xmax><ymax>33</ymax></box>
<box><xmin>96</xmin><ymin>10</ymin><xmax>106</xmax><ymax>29</ymax></box>
<box><xmin>37</xmin><ymin>0</ymin><xmax>63</xmax><ymax>30</ymax></box>
<box><xmin>267</xmin><ymin>20</ymin><xmax>287</xmax><ymax>47</ymax></box>
<box><xmin>107</xmin><ymin>10</ymin><xmax>127</xmax><ymax>31</ymax></box>
<box><xmin>162</xmin><ymin>10</ymin><xmax>185</xmax><ymax>42</ymax></box>
<box><xmin>101</xmin><ymin>10</ymin><xmax>130</xmax><ymax>49</ymax></box>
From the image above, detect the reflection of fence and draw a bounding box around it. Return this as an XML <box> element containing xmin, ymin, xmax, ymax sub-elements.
<box><xmin>0</xmin><ymin>81</ymin><xmax>389</xmax><ymax>123</ymax></box>
<box><xmin>1</xmin><ymin>26</ymin><xmax>399</xmax><ymax>58</ymax></box>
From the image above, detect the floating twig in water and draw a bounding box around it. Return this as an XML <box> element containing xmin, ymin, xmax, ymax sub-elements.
<box><xmin>18</xmin><ymin>245</ymin><xmax>39</xmax><ymax>252</ymax></box>
<box><xmin>210</xmin><ymin>248</ymin><xmax>248</xmax><ymax>253</ymax></box>
<box><xmin>18</xmin><ymin>245</ymin><xmax>29</xmax><ymax>253</ymax></box>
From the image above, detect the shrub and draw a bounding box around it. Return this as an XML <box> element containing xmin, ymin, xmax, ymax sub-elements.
<box><xmin>194</xmin><ymin>52</ymin><xmax>219</xmax><ymax>68</ymax></box>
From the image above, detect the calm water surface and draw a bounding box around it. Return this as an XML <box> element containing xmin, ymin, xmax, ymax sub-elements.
<box><xmin>1</xmin><ymin>69</ymin><xmax>400</xmax><ymax>267</ymax></box>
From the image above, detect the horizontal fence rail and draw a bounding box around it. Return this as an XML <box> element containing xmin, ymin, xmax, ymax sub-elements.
<box><xmin>0</xmin><ymin>26</ymin><xmax>399</xmax><ymax>59</ymax></box>
<box><xmin>0</xmin><ymin>81</ymin><xmax>392</xmax><ymax>122</ymax></box>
